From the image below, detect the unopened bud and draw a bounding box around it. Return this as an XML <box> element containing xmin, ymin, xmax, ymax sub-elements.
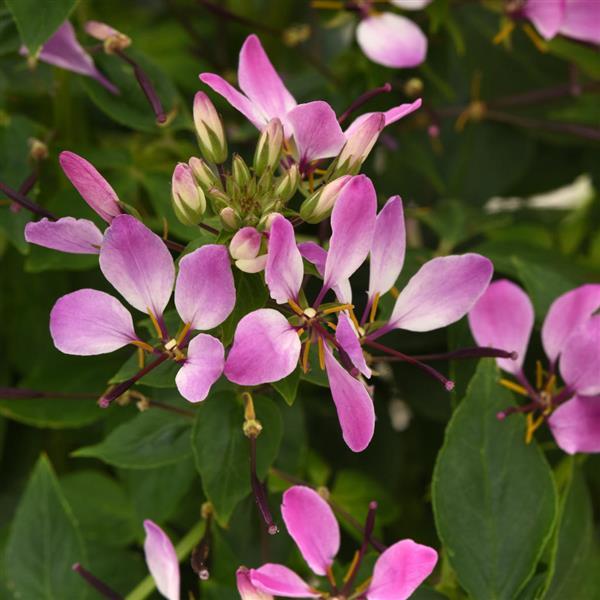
<box><xmin>171</xmin><ymin>163</ymin><xmax>206</xmax><ymax>226</ymax></box>
<box><xmin>28</xmin><ymin>138</ymin><xmax>48</xmax><ymax>161</ymax></box>
<box><xmin>189</xmin><ymin>157</ymin><xmax>219</xmax><ymax>191</ymax></box>
<box><xmin>258</xmin><ymin>212</ymin><xmax>280</xmax><ymax>232</ymax></box>
<box><xmin>403</xmin><ymin>77</ymin><xmax>424</xmax><ymax>98</ymax></box>
<box><xmin>208</xmin><ymin>188</ymin><xmax>230</xmax><ymax>212</ymax></box>
<box><xmin>219</xmin><ymin>207</ymin><xmax>239</xmax><ymax>230</ymax></box>
<box><xmin>229</xmin><ymin>227</ymin><xmax>261</xmax><ymax>260</ymax></box>
<box><xmin>274</xmin><ymin>164</ymin><xmax>299</xmax><ymax>203</ymax></box>
<box><xmin>85</xmin><ymin>20</ymin><xmax>131</xmax><ymax>53</ymax></box>
<box><xmin>299</xmin><ymin>175</ymin><xmax>352</xmax><ymax>223</ymax></box>
<box><xmin>193</xmin><ymin>92</ymin><xmax>227</xmax><ymax>164</ymax></box>
<box><xmin>232</xmin><ymin>154</ymin><xmax>251</xmax><ymax>187</ymax></box>
<box><xmin>253</xmin><ymin>118</ymin><xmax>283</xmax><ymax>176</ymax></box>
<box><xmin>335</xmin><ymin>113</ymin><xmax>385</xmax><ymax>176</ymax></box>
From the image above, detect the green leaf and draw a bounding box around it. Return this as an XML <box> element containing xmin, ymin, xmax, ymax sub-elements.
<box><xmin>432</xmin><ymin>360</ymin><xmax>558</xmax><ymax>600</ymax></box>
<box><xmin>72</xmin><ymin>409</ymin><xmax>193</xmax><ymax>468</ymax></box>
<box><xmin>4</xmin><ymin>0</ymin><xmax>77</xmax><ymax>54</ymax></box>
<box><xmin>109</xmin><ymin>352</ymin><xmax>179</xmax><ymax>388</ymax></box>
<box><xmin>5</xmin><ymin>455</ymin><xmax>89</xmax><ymax>599</ymax></box>
<box><xmin>271</xmin><ymin>366</ymin><xmax>301</xmax><ymax>406</ymax></box>
<box><xmin>60</xmin><ymin>470</ymin><xmax>137</xmax><ymax>547</ymax></box>
<box><xmin>192</xmin><ymin>393</ymin><xmax>282</xmax><ymax>526</ymax></box>
<box><xmin>220</xmin><ymin>271</ymin><xmax>268</xmax><ymax>345</ymax></box>
<box><xmin>548</xmin><ymin>37</ymin><xmax>600</xmax><ymax>78</ymax></box>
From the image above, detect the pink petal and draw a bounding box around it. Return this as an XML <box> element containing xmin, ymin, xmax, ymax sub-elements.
<box><xmin>265</xmin><ymin>216</ymin><xmax>304</xmax><ymax>304</ymax></box>
<box><xmin>468</xmin><ymin>280</ymin><xmax>534</xmax><ymax>375</ymax></box>
<box><xmin>391</xmin><ymin>0</ymin><xmax>433</xmax><ymax>9</ymax></box>
<box><xmin>559</xmin><ymin>317</ymin><xmax>600</xmax><ymax>396</ymax></box>
<box><xmin>238</xmin><ymin>35</ymin><xmax>297</xmax><ymax>128</ymax></box>
<box><xmin>35</xmin><ymin>22</ymin><xmax>118</xmax><ymax>93</ymax></box>
<box><xmin>336</xmin><ymin>313</ymin><xmax>371</xmax><ymax>378</ymax></box>
<box><xmin>175</xmin><ymin>334</ymin><xmax>224</xmax><ymax>403</ymax></box>
<box><xmin>390</xmin><ymin>254</ymin><xmax>493</xmax><ymax>332</ymax></box>
<box><xmin>368</xmin><ymin>196</ymin><xmax>405</xmax><ymax>300</ymax></box>
<box><xmin>199</xmin><ymin>73</ymin><xmax>266</xmax><ymax>130</ymax></box>
<box><xmin>339</xmin><ymin>113</ymin><xmax>385</xmax><ymax>166</ymax></box>
<box><xmin>224</xmin><ymin>309</ymin><xmax>301</xmax><ymax>385</ymax></box>
<box><xmin>143</xmin><ymin>520</ymin><xmax>180</xmax><ymax>600</ymax></box>
<box><xmin>100</xmin><ymin>215</ymin><xmax>175</xmax><ymax>317</ymax></box>
<box><xmin>356</xmin><ymin>13</ymin><xmax>427</xmax><ymax>69</ymax></box>
<box><xmin>523</xmin><ymin>0</ymin><xmax>565</xmax><ymax>39</ymax></box>
<box><xmin>249</xmin><ymin>564</ymin><xmax>319</xmax><ymax>598</ymax></box>
<box><xmin>25</xmin><ymin>217</ymin><xmax>103</xmax><ymax>254</ymax></box>
<box><xmin>236</xmin><ymin>567</ymin><xmax>273</xmax><ymax>600</ymax></box>
<box><xmin>281</xmin><ymin>485</ymin><xmax>340</xmax><ymax>576</ymax></box>
<box><xmin>541</xmin><ymin>284</ymin><xmax>600</xmax><ymax>366</ymax></box>
<box><xmin>323</xmin><ymin>175</ymin><xmax>377</xmax><ymax>292</ymax></box>
<box><xmin>367</xmin><ymin>539</ymin><xmax>438</xmax><ymax>600</ymax></box>
<box><xmin>324</xmin><ymin>345</ymin><xmax>375</xmax><ymax>452</ymax></box>
<box><xmin>59</xmin><ymin>151</ymin><xmax>121</xmax><ymax>223</ymax></box>
<box><xmin>230</xmin><ymin>227</ymin><xmax>262</xmax><ymax>260</ymax></box>
<box><xmin>287</xmin><ymin>101</ymin><xmax>346</xmax><ymax>163</ymax></box>
<box><xmin>344</xmin><ymin>99</ymin><xmax>422</xmax><ymax>139</ymax></box>
<box><xmin>50</xmin><ymin>289</ymin><xmax>136</xmax><ymax>355</ymax></box>
<box><xmin>560</xmin><ymin>0</ymin><xmax>600</xmax><ymax>44</ymax></box>
<box><xmin>548</xmin><ymin>395</ymin><xmax>600</xmax><ymax>454</ymax></box>
<box><xmin>175</xmin><ymin>245</ymin><xmax>235</xmax><ymax>330</ymax></box>
<box><xmin>236</xmin><ymin>255</ymin><xmax>268</xmax><ymax>274</ymax></box>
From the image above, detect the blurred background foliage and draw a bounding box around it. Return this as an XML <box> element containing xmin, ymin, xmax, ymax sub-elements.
<box><xmin>0</xmin><ymin>0</ymin><xmax>599</xmax><ymax>598</ymax></box>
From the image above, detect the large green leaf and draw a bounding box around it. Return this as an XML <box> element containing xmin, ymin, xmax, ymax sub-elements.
<box><xmin>432</xmin><ymin>360</ymin><xmax>557</xmax><ymax>600</ymax></box>
<box><xmin>4</xmin><ymin>455</ymin><xmax>89</xmax><ymax>599</ymax></box>
<box><xmin>72</xmin><ymin>409</ymin><xmax>193</xmax><ymax>468</ymax></box>
<box><xmin>192</xmin><ymin>393</ymin><xmax>282</xmax><ymax>526</ymax></box>
<box><xmin>5</xmin><ymin>0</ymin><xmax>77</xmax><ymax>54</ymax></box>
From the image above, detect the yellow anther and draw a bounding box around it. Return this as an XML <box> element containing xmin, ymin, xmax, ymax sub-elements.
<box><xmin>522</xmin><ymin>23</ymin><xmax>548</xmax><ymax>52</ymax></box>
<box><xmin>317</xmin><ymin>336</ymin><xmax>325</xmax><ymax>370</ymax></box>
<box><xmin>369</xmin><ymin>293</ymin><xmax>380</xmax><ymax>323</ymax></box>
<box><xmin>348</xmin><ymin>309</ymin><xmax>361</xmax><ymax>333</ymax></box>
<box><xmin>390</xmin><ymin>286</ymin><xmax>399</xmax><ymax>299</ymax></box>
<box><xmin>302</xmin><ymin>336</ymin><xmax>312</xmax><ymax>374</ymax></box>
<box><xmin>242</xmin><ymin>392</ymin><xmax>256</xmax><ymax>421</ymax></box>
<box><xmin>176</xmin><ymin>322</ymin><xmax>192</xmax><ymax>346</ymax></box>
<box><xmin>535</xmin><ymin>360</ymin><xmax>543</xmax><ymax>391</ymax></box>
<box><xmin>326</xmin><ymin>565</ymin><xmax>338</xmax><ymax>589</ymax></box>
<box><xmin>296</xmin><ymin>327</ymin><xmax>305</xmax><ymax>337</ymax></box>
<box><xmin>493</xmin><ymin>19</ymin><xmax>515</xmax><ymax>45</ymax></box>
<box><xmin>137</xmin><ymin>346</ymin><xmax>145</xmax><ymax>369</ymax></box>
<box><xmin>321</xmin><ymin>303</ymin><xmax>353</xmax><ymax>316</ymax></box>
<box><xmin>147</xmin><ymin>307</ymin><xmax>163</xmax><ymax>338</ymax></box>
<box><xmin>499</xmin><ymin>378</ymin><xmax>529</xmax><ymax>397</ymax></box>
<box><xmin>288</xmin><ymin>298</ymin><xmax>305</xmax><ymax>316</ymax></box>
<box><xmin>325</xmin><ymin>321</ymin><xmax>337</xmax><ymax>331</ymax></box>
<box><xmin>525</xmin><ymin>412</ymin><xmax>545</xmax><ymax>444</ymax></box>
<box><xmin>545</xmin><ymin>374</ymin><xmax>557</xmax><ymax>395</ymax></box>
<box><xmin>164</xmin><ymin>338</ymin><xmax>185</xmax><ymax>361</ymax></box>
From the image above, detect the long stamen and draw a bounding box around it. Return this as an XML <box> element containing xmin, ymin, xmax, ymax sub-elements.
<box><xmin>499</xmin><ymin>378</ymin><xmax>529</xmax><ymax>397</ymax></box>
<box><xmin>72</xmin><ymin>563</ymin><xmax>123</xmax><ymax>600</ymax></box>
<box><xmin>176</xmin><ymin>322</ymin><xmax>192</xmax><ymax>346</ymax></box>
<box><xmin>302</xmin><ymin>335</ymin><xmax>313</xmax><ymax>373</ymax></box>
<box><xmin>496</xmin><ymin>400</ymin><xmax>539</xmax><ymax>420</ymax></box>
<box><xmin>365</xmin><ymin>340</ymin><xmax>454</xmax><ymax>391</ymax></box>
<box><xmin>535</xmin><ymin>360</ymin><xmax>543</xmax><ymax>390</ymax></box>
<box><xmin>287</xmin><ymin>298</ymin><xmax>305</xmax><ymax>316</ymax></box>
<box><xmin>321</xmin><ymin>303</ymin><xmax>354</xmax><ymax>316</ymax></box>
<box><xmin>191</xmin><ymin>505</ymin><xmax>212</xmax><ymax>581</ymax></box>
<box><xmin>338</xmin><ymin>83</ymin><xmax>392</xmax><ymax>125</ymax></box>
<box><xmin>0</xmin><ymin>180</ymin><xmax>56</xmax><ymax>219</ymax></box>
<box><xmin>410</xmin><ymin>346</ymin><xmax>517</xmax><ymax>362</ymax></box>
<box><xmin>146</xmin><ymin>308</ymin><xmax>164</xmax><ymax>339</ymax></box>
<box><xmin>317</xmin><ymin>336</ymin><xmax>326</xmax><ymax>370</ymax></box>
<box><xmin>130</xmin><ymin>339</ymin><xmax>155</xmax><ymax>353</ymax></box>
<box><xmin>369</xmin><ymin>293</ymin><xmax>380</xmax><ymax>324</ymax></box>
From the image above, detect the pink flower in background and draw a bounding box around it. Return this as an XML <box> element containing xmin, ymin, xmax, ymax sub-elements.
<box><xmin>224</xmin><ymin>175</ymin><xmax>494</xmax><ymax>451</ymax></box>
<box><xmin>25</xmin><ymin>151</ymin><xmax>123</xmax><ymax>254</ymax></box>
<box><xmin>143</xmin><ymin>520</ymin><xmax>179</xmax><ymax>600</ymax></box>
<box><xmin>199</xmin><ymin>34</ymin><xmax>421</xmax><ymax>167</ymax></box>
<box><xmin>469</xmin><ymin>280</ymin><xmax>600</xmax><ymax>453</ymax></box>
<box><xmin>49</xmin><ymin>215</ymin><xmax>236</xmax><ymax>404</ymax></box>
<box><xmin>517</xmin><ymin>0</ymin><xmax>600</xmax><ymax>44</ymax></box>
<box><xmin>355</xmin><ymin>1</ymin><xmax>430</xmax><ymax>69</ymax></box>
<box><xmin>20</xmin><ymin>22</ymin><xmax>118</xmax><ymax>93</ymax></box>
<box><xmin>247</xmin><ymin>485</ymin><xmax>438</xmax><ymax>599</ymax></box>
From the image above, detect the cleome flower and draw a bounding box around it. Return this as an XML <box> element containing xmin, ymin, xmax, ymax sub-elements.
<box><xmin>469</xmin><ymin>280</ymin><xmax>600</xmax><ymax>453</ymax></box>
<box><xmin>48</xmin><ymin>214</ymin><xmax>235</xmax><ymax>404</ymax></box>
<box><xmin>199</xmin><ymin>34</ymin><xmax>421</xmax><ymax>175</ymax></box>
<box><xmin>245</xmin><ymin>485</ymin><xmax>438</xmax><ymax>600</ymax></box>
<box><xmin>224</xmin><ymin>175</ymin><xmax>496</xmax><ymax>452</ymax></box>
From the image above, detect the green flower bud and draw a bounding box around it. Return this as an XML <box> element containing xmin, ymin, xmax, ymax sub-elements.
<box><xmin>219</xmin><ymin>207</ymin><xmax>240</xmax><ymax>230</ymax></box>
<box><xmin>193</xmin><ymin>92</ymin><xmax>228</xmax><ymax>164</ymax></box>
<box><xmin>299</xmin><ymin>175</ymin><xmax>352</xmax><ymax>223</ymax></box>
<box><xmin>253</xmin><ymin>118</ymin><xmax>283</xmax><ymax>176</ymax></box>
<box><xmin>232</xmin><ymin>154</ymin><xmax>252</xmax><ymax>187</ymax></box>
<box><xmin>171</xmin><ymin>163</ymin><xmax>206</xmax><ymax>226</ymax></box>
<box><xmin>208</xmin><ymin>188</ymin><xmax>231</xmax><ymax>212</ymax></box>
<box><xmin>274</xmin><ymin>164</ymin><xmax>299</xmax><ymax>203</ymax></box>
<box><xmin>189</xmin><ymin>157</ymin><xmax>219</xmax><ymax>191</ymax></box>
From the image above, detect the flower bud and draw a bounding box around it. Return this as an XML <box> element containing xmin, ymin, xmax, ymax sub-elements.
<box><xmin>171</xmin><ymin>163</ymin><xmax>205</xmax><ymax>226</ymax></box>
<box><xmin>335</xmin><ymin>113</ymin><xmax>385</xmax><ymax>176</ymax></box>
<box><xmin>274</xmin><ymin>164</ymin><xmax>299</xmax><ymax>203</ymax></box>
<box><xmin>299</xmin><ymin>175</ymin><xmax>352</xmax><ymax>223</ymax></box>
<box><xmin>258</xmin><ymin>212</ymin><xmax>280</xmax><ymax>232</ymax></box>
<box><xmin>208</xmin><ymin>188</ymin><xmax>230</xmax><ymax>212</ymax></box>
<box><xmin>229</xmin><ymin>227</ymin><xmax>267</xmax><ymax>273</ymax></box>
<box><xmin>28</xmin><ymin>138</ymin><xmax>48</xmax><ymax>161</ymax></box>
<box><xmin>85</xmin><ymin>20</ymin><xmax>131</xmax><ymax>53</ymax></box>
<box><xmin>189</xmin><ymin>157</ymin><xmax>219</xmax><ymax>191</ymax></box>
<box><xmin>193</xmin><ymin>92</ymin><xmax>227</xmax><ymax>164</ymax></box>
<box><xmin>219</xmin><ymin>207</ymin><xmax>240</xmax><ymax>230</ymax></box>
<box><xmin>253</xmin><ymin>118</ymin><xmax>283</xmax><ymax>176</ymax></box>
<box><xmin>403</xmin><ymin>77</ymin><xmax>424</xmax><ymax>98</ymax></box>
<box><xmin>232</xmin><ymin>154</ymin><xmax>251</xmax><ymax>187</ymax></box>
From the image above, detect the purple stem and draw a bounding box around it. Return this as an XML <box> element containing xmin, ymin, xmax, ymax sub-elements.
<box><xmin>338</xmin><ymin>83</ymin><xmax>392</xmax><ymax>125</ymax></box>
<box><xmin>249</xmin><ymin>436</ymin><xmax>278</xmax><ymax>535</ymax></box>
<box><xmin>72</xmin><ymin>564</ymin><xmax>123</xmax><ymax>600</ymax></box>
<box><xmin>0</xmin><ymin>180</ymin><xmax>56</xmax><ymax>220</ymax></box>
<box><xmin>191</xmin><ymin>513</ymin><xmax>212</xmax><ymax>581</ymax></box>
